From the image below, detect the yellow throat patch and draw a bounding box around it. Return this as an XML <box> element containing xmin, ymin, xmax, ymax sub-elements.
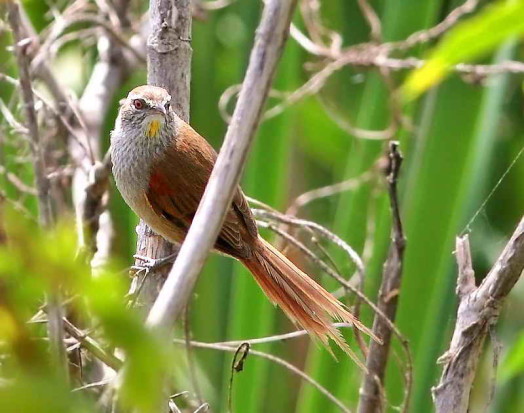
<box><xmin>146</xmin><ymin>119</ymin><xmax>161</xmax><ymax>138</ymax></box>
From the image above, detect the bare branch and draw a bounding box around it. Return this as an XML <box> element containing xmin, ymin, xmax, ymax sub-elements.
<box><xmin>145</xmin><ymin>0</ymin><xmax>298</xmax><ymax>331</ymax></box>
<box><xmin>432</xmin><ymin>216</ymin><xmax>524</xmax><ymax>413</ymax></box>
<box><xmin>7</xmin><ymin>1</ymin><xmax>53</xmax><ymax>227</ymax></box>
<box><xmin>133</xmin><ymin>0</ymin><xmax>192</xmax><ymax>310</ymax></box>
<box><xmin>7</xmin><ymin>0</ymin><xmax>68</xmax><ymax>383</ymax></box>
<box><xmin>211</xmin><ymin>323</ymin><xmax>353</xmax><ymax>346</ymax></box>
<box><xmin>70</xmin><ymin>1</ymin><xmax>131</xmax><ymax>268</ymax></box>
<box><xmin>358</xmin><ymin>142</ymin><xmax>408</xmax><ymax>413</ymax></box>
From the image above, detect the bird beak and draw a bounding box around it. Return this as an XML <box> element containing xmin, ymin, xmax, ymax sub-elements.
<box><xmin>149</xmin><ymin>105</ymin><xmax>167</xmax><ymax>117</ymax></box>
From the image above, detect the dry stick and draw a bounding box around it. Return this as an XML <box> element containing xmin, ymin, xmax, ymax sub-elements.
<box><xmin>14</xmin><ymin>6</ymin><xmax>92</xmax><ymax>159</ymax></box>
<box><xmin>0</xmin><ymin>73</ymin><xmax>91</xmax><ymax>158</ymax></box>
<box><xmin>388</xmin><ymin>0</ymin><xmax>479</xmax><ymax>51</ymax></box>
<box><xmin>13</xmin><ymin>0</ymin><xmax>123</xmax><ymax>266</ymax></box>
<box><xmin>132</xmin><ymin>0</ymin><xmax>191</xmax><ymax>310</ymax></box>
<box><xmin>70</xmin><ymin>0</ymin><xmax>130</xmax><ymax>268</ymax></box>
<box><xmin>212</xmin><ymin>323</ymin><xmax>352</xmax><ymax>347</ymax></box>
<box><xmin>172</xmin><ymin>339</ymin><xmax>351</xmax><ymax>413</ymax></box>
<box><xmin>7</xmin><ymin>3</ymin><xmax>53</xmax><ymax>227</ymax></box>
<box><xmin>63</xmin><ymin>318</ymin><xmax>123</xmax><ymax>371</ymax></box>
<box><xmin>357</xmin><ymin>142</ymin><xmax>407</xmax><ymax>413</ymax></box>
<box><xmin>286</xmin><ymin>171</ymin><xmax>374</xmax><ymax>217</ymax></box>
<box><xmin>6</xmin><ymin>0</ymin><xmax>69</xmax><ymax>383</ymax></box>
<box><xmin>432</xmin><ymin>217</ymin><xmax>524</xmax><ymax>413</ymax></box>
<box><xmin>145</xmin><ymin>0</ymin><xmax>298</xmax><ymax>329</ymax></box>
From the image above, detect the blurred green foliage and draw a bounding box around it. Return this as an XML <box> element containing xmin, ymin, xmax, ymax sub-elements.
<box><xmin>0</xmin><ymin>209</ymin><xmax>173</xmax><ymax>412</ymax></box>
<box><xmin>0</xmin><ymin>0</ymin><xmax>523</xmax><ymax>412</ymax></box>
<box><xmin>405</xmin><ymin>0</ymin><xmax>524</xmax><ymax>98</ymax></box>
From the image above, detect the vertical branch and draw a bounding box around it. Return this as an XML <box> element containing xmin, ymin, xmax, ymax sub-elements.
<box><xmin>133</xmin><ymin>0</ymin><xmax>192</xmax><ymax>309</ymax></box>
<box><xmin>71</xmin><ymin>0</ymin><xmax>131</xmax><ymax>268</ymax></box>
<box><xmin>432</xmin><ymin>217</ymin><xmax>524</xmax><ymax>413</ymax></box>
<box><xmin>7</xmin><ymin>1</ymin><xmax>52</xmax><ymax>227</ymax></box>
<box><xmin>358</xmin><ymin>142</ymin><xmax>406</xmax><ymax>413</ymax></box>
<box><xmin>7</xmin><ymin>0</ymin><xmax>67</xmax><ymax>381</ymax></box>
<box><xmin>146</xmin><ymin>0</ymin><xmax>298</xmax><ymax>330</ymax></box>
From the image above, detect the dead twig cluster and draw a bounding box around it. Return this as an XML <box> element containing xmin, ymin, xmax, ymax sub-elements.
<box><xmin>219</xmin><ymin>0</ymin><xmax>523</xmax><ymax>141</ymax></box>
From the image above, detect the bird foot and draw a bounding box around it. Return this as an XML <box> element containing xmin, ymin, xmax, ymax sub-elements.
<box><xmin>132</xmin><ymin>253</ymin><xmax>177</xmax><ymax>273</ymax></box>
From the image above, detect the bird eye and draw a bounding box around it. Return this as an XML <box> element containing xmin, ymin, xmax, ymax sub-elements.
<box><xmin>164</xmin><ymin>102</ymin><xmax>171</xmax><ymax>112</ymax></box>
<box><xmin>132</xmin><ymin>99</ymin><xmax>145</xmax><ymax>110</ymax></box>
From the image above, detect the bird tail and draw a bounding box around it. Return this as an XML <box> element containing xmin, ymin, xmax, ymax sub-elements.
<box><xmin>242</xmin><ymin>237</ymin><xmax>379</xmax><ymax>367</ymax></box>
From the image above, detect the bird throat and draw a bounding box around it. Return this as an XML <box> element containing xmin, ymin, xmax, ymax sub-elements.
<box><xmin>146</xmin><ymin>118</ymin><xmax>163</xmax><ymax>138</ymax></box>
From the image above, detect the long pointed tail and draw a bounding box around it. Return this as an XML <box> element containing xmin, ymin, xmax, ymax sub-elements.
<box><xmin>242</xmin><ymin>238</ymin><xmax>378</xmax><ymax>366</ymax></box>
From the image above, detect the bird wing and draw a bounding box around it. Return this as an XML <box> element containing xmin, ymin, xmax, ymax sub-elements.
<box><xmin>145</xmin><ymin>122</ymin><xmax>258</xmax><ymax>258</ymax></box>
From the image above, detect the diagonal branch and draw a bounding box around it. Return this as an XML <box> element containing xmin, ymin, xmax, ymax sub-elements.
<box><xmin>432</xmin><ymin>217</ymin><xmax>524</xmax><ymax>413</ymax></box>
<box><xmin>145</xmin><ymin>0</ymin><xmax>298</xmax><ymax>331</ymax></box>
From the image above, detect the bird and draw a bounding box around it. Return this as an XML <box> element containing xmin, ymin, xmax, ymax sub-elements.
<box><xmin>111</xmin><ymin>85</ymin><xmax>377</xmax><ymax>361</ymax></box>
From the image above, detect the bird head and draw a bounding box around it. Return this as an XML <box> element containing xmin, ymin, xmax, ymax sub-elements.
<box><xmin>118</xmin><ymin>85</ymin><xmax>173</xmax><ymax>139</ymax></box>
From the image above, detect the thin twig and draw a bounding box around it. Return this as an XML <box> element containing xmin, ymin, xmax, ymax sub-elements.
<box><xmin>252</xmin><ymin>208</ymin><xmax>364</xmax><ymax>274</ymax></box>
<box><xmin>388</xmin><ymin>0</ymin><xmax>479</xmax><ymax>51</ymax></box>
<box><xmin>286</xmin><ymin>171</ymin><xmax>374</xmax><ymax>217</ymax></box>
<box><xmin>432</xmin><ymin>216</ymin><xmax>524</xmax><ymax>413</ymax></box>
<box><xmin>211</xmin><ymin>323</ymin><xmax>353</xmax><ymax>346</ymax></box>
<box><xmin>63</xmin><ymin>318</ymin><xmax>123</xmax><ymax>371</ymax></box>
<box><xmin>173</xmin><ymin>339</ymin><xmax>351</xmax><ymax>413</ymax></box>
<box><xmin>7</xmin><ymin>2</ymin><xmax>53</xmax><ymax>227</ymax></box>
<box><xmin>358</xmin><ymin>142</ymin><xmax>407</xmax><ymax>413</ymax></box>
<box><xmin>256</xmin><ymin>220</ymin><xmax>368</xmax><ymax>359</ymax></box>
<box><xmin>254</xmin><ymin>213</ymin><xmax>409</xmax><ymax>364</ymax></box>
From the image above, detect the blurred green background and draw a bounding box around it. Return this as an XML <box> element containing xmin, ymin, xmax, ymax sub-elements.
<box><xmin>1</xmin><ymin>0</ymin><xmax>524</xmax><ymax>412</ymax></box>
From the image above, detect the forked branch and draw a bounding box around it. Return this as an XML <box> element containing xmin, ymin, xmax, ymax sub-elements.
<box><xmin>432</xmin><ymin>217</ymin><xmax>524</xmax><ymax>413</ymax></box>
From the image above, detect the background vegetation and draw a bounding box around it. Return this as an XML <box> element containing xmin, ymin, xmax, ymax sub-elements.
<box><xmin>0</xmin><ymin>0</ymin><xmax>523</xmax><ymax>412</ymax></box>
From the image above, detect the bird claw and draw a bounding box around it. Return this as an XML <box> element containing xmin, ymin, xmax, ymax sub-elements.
<box><xmin>132</xmin><ymin>253</ymin><xmax>177</xmax><ymax>273</ymax></box>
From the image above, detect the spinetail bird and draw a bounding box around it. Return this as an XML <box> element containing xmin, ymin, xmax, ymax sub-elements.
<box><xmin>111</xmin><ymin>85</ymin><xmax>378</xmax><ymax>364</ymax></box>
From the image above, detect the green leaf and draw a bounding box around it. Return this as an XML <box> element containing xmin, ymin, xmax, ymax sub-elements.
<box><xmin>404</xmin><ymin>0</ymin><xmax>524</xmax><ymax>99</ymax></box>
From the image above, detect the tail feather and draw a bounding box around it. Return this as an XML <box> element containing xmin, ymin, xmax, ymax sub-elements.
<box><xmin>242</xmin><ymin>238</ymin><xmax>379</xmax><ymax>367</ymax></box>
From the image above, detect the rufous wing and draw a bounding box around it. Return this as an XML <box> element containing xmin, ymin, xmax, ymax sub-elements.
<box><xmin>145</xmin><ymin>122</ymin><xmax>258</xmax><ymax>259</ymax></box>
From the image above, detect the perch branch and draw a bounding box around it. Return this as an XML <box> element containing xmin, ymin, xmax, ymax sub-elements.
<box><xmin>358</xmin><ymin>141</ymin><xmax>407</xmax><ymax>413</ymax></box>
<box><xmin>432</xmin><ymin>217</ymin><xmax>524</xmax><ymax>413</ymax></box>
<box><xmin>132</xmin><ymin>0</ymin><xmax>192</xmax><ymax>310</ymax></box>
